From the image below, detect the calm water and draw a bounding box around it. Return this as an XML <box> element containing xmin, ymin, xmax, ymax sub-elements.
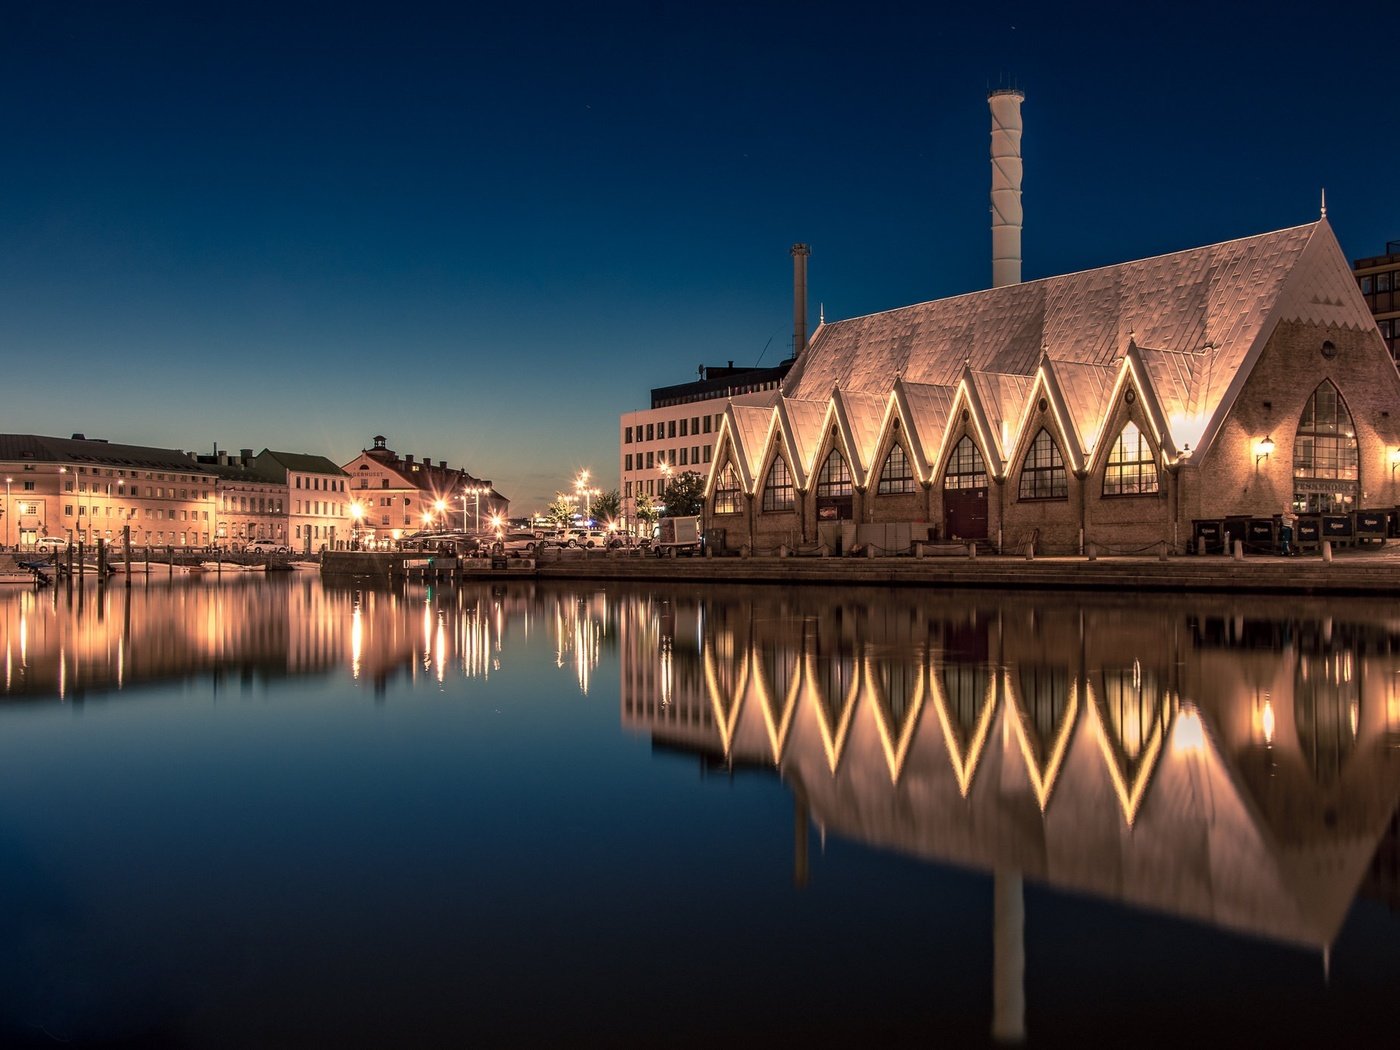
<box><xmin>1</xmin><ymin>574</ymin><xmax>1397</xmax><ymax>1048</ymax></box>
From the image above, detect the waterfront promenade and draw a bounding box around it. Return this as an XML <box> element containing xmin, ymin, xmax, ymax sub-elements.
<box><xmin>318</xmin><ymin>544</ymin><xmax>1400</xmax><ymax>596</ymax></box>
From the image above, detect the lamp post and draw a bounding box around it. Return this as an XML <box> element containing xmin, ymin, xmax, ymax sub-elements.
<box><xmin>574</xmin><ymin>470</ymin><xmax>601</xmax><ymax>524</ymax></box>
<box><xmin>4</xmin><ymin>476</ymin><xmax>10</xmax><ymax>549</ymax></box>
<box><xmin>462</xmin><ymin>485</ymin><xmax>486</xmax><ymax>533</ymax></box>
<box><xmin>350</xmin><ymin>501</ymin><xmax>365</xmax><ymax>549</ymax></box>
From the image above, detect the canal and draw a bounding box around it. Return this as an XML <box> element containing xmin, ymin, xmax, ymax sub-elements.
<box><xmin>1</xmin><ymin>576</ymin><xmax>1397</xmax><ymax>1046</ymax></box>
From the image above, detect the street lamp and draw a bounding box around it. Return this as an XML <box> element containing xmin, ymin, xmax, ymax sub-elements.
<box><xmin>4</xmin><ymin>476</ymin><xmax>10</xmax><ymax>549</ymax></box>
<box><xmin>461</xmin><ymin>485</ymin><xmax>487</xmax><ymax>533</ymax></box>
<box><xmin>350</xmin><ymin>501</ymin><xmax>366</xmax><ymax>549</ymax></box>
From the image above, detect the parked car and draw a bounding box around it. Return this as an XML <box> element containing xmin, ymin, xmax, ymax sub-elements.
<box><xmin>34</xmin><ymin>536</ymin><xmax>70</xmax><ymax>553</ymax></box>
<box><xmin>491</xmin><ymin>532</ymin><xmax>539</xmax><ymax>556</ymax></box>
<box><xmin>565</xmin><ymin>529</ymin><xmax>608</xmax><ymax>549</ymax></box>
<box><xmin>246</xmin><ymin>539</ymin><xmax>289</xmax><ymax>554</ymax></box>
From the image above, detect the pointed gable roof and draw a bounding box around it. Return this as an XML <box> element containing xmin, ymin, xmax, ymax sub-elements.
<box><xmin>834</xmin><ymin>389</ymin><xmax>886</xmax><ymax>485</ymax></box>
<box><xmin>728</xmin><ymin>404</ymin><xmax>774</xmax><ymax>492</ymax></box>
<box><xmin>783</xmin><ymin>222</ymin><xmax>1326</xmax><ymax>458</ymax></box>
<box><xmin>896</xmin><ymin>381</ymin><xmax>957</xmax><ymax>479</ymax></box>
<box><xmin>779</xmin><ymin>398</ymin><xmax>830</xmax><ymax>482</ymax></box>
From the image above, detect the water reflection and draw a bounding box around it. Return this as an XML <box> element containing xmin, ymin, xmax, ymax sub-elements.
<box><xmin>3</xmin><ymin>577</ymin><xmax>1399</xmax><ymax>1038</ymax></box>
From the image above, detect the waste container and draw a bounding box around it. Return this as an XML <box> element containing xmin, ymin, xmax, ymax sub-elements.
<box><xmin>1192</xmin><ymin>519</ymin><xmax>1224</xmax><ymax>554</ymax></box>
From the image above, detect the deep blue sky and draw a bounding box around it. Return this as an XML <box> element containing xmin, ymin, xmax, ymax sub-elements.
<box><xmin>3</xmin><ymin>1</ymin><xmax>1397</xmax><ymax>510</ymax></box>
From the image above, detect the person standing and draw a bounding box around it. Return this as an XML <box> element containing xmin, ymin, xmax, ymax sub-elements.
<box><xmin>1280</xmin><ymin>505</ymin><xmax>1297</xmax><ymax>556</ymax></box>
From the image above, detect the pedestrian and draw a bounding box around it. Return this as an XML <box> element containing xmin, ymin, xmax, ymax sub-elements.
<box><xmin>1280</xmin><ymin>504</ymin><xmax>1297</xmax><ymax>556</ymax></box>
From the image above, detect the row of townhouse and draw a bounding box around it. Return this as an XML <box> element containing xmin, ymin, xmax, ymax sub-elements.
<box><xmin>1</xmin><ymin>432</ymin><xmax>507</xmax><ymax>552</ymax></box>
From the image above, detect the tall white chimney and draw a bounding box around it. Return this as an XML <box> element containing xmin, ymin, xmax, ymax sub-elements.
<box><xmin>989</xmin><ymin>88</ymin><xmax>1025</xmax><ymax>288</ymax></box>
<box><xmin>791</xmin><ymin>243</ymin><xmax>810</xmax><ymax>356</ymax></box>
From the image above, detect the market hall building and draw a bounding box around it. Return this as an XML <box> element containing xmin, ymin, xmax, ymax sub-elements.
<box><xmin>703</xmin><ymin>218</ymin><xmax>1400</xmax><ymax>554</ymax></box>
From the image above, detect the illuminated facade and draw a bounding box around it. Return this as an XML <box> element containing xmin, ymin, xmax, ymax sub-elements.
<box><xmin>0</xmin><ymin>433</ymin><xmax>218</xmax><ymax>548</ymax></box>
<box><xmin>202</xmin><ymin>449</ymin><xmax>289</xmax><ymax>547</ymax></box>
<box><xmin>257</xmin><ymin>450</ymin><xmax>350</xmax><ymax>553</ymax></box>
<box><xmin>705</xmin><ymin>220</ymin><xmax>1400</xmax><ymax>553</ymax></box>
<box><xmin>341</xmin><ymin>435</ymin><xmax>507</xmax><ymax>542</ymax></box>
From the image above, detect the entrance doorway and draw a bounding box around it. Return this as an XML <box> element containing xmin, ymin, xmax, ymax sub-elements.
<box><xmin>943</xmin><ymin>437</ymin><xmax>989</xmax><ymax>541</ymax></box>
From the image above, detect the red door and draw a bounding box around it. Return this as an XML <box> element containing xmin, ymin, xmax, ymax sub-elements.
<box><xmin>944</xmin><ymin>488</ymin><xmax>988</xmax><ymax>540</ymax></box>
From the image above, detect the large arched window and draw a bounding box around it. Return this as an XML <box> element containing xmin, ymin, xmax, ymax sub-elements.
<box><xmin>762</xmin><ymin>456</ymin><xmax>794</xmax><ymax>511</ymax></box>
<box><xmin>1293</xmin><ymin>381</ymin><xmax>1359</xmax><ymax>514</ymax></box>
<box><xmin>1103</xmin><ymin>422</ymin><xmax>1158</xmax><ymax>495</ymax></box>
<box><xmin>816</xmin><ymin>449</ymin><xmax>851</xmax><ymax>497</ymax></box>
<box><xmin>713</xmin><ymin>462</ymin><xmax>741</xmax><ymax>514</ymax></box>
<box><xmin>943</xmin><ymin>437</ymin><xmax>987</xmax><ymax>490</ymax></box>
<box><xmin>877</xmin><ymin>443</ymin><xmax>914</xmax><ymax>494</ymax></box>
<box><xmin>1018</xmin><ymin>429</ymin><xmax>1067</xmax><ymax>500</ymax></box>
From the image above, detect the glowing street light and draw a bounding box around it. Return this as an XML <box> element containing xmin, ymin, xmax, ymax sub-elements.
<box><xmin>462</xmin><ymin>484</ymin><xmax>489</xmax><ymax>533</ymax></box>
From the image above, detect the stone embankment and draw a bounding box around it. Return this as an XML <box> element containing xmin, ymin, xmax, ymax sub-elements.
<box><xmin>536</xmin><ymin>552</ymin><xmax>1400</xmax><ymax>595</ymax></box>
<box><xmin>320</xmin><ymin>546</ymin><xmax>1400</xmax><ymax>595</ymax></box>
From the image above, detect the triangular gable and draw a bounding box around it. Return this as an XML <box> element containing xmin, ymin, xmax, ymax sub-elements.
<box><xmin>1191</xmin><ymin>220</ymin><xmax>1389</xmax><ymax>459</ymax></box>
<box><xmin>897</xmin><ymin>381</ymin><xmax>957</xmax><ymax>481</ymax></box>
<box><xmin>933</xmin><ymin>370</ymin><xmax>1003</xmax><ymax>479</ymax></box>
<box><xmin>1123</xmin><ymin>340</ymin><xmax>1179</xmax><ymax>459</ymax></box>
<box><xmin>729</xmin><ymin>404</ymin><xmax>776</xmax><ymax>492</ymax></box>
<box><xmin>1009</xmin><ymin>360</ymin><xmax>1088</xmax><ymax>473</ymax></box>
<box><xmin>779</xmin><ymin>398</ymin><xmax>830</xmax><ymax>483</ymax></box>
<box><xmin>833</xmin><ymin>389</ymin><xmax>886</xmax><ymax>487</ymax></box>
<box><xmin>1045</xmin><ymin>360</ymin><xmax>1116</xmax><ymax>459</ymax></box>
<box><xmin>970</xmin><ymin>372</ymin><xmax>1035</xmax><ymax>464</ymax></box>
<box><xmin>1135</xmin><ymin>348</ymin><xmax>1200</xmax><ymax>452</ymax></box>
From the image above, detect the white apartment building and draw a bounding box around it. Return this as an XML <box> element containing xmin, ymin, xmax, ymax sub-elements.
<box><xmin>618</xmin><ymin>362</ymin><xmax>791</xmax><ymax>534</ymax></box>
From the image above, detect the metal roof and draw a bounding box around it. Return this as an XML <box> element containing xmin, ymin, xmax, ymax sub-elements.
<box><xmin>714</xmin><ymin>221</ymin><xmax>1390</xmax><ymax>489</ymax></box>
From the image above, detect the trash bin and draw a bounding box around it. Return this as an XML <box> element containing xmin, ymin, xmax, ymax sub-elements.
<box><xmin>1192</xmin><ymin>519</ymin><xmax>1225</xmax><ymax>554</ymax></box>
<box><xmin>1353</xmin><ymin>509</ymin><xmax>1387</xmax><ymax>544</ymax></box>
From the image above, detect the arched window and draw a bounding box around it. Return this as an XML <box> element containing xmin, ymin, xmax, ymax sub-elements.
<box><xmin>762</xmin><ymin>456</ymin><xmax>794</xmax><ymax>511</ymax></box>
<box><xmin>816</xmin><ymin>449</ymin><xmax>851</xmax><ymax>497</ymax></box>
<box><xmin>1103</xmin><ymin>422</ymin><xmax>1158</xmax><ymax>495</ymax></box>
<box><xmin>1293</xmin><ymin>380</ymin><xmax>1359</xmax><ymax>514</ymax></box>
<box><xmin>877</xmin><ymin>443</ymin><xmax>914</xmax><ymax>494</ymax></box>
<box><xmin>1018</xmin><ymin>429</ymin><xmax>1067</xmax><ymax>500</ymax></box>
<box><xmin>713</xmin><ymin>462</ymin><xmax>741</xmax><ymax>514</ymax></box>
<box><xmin>943</xmin><ymin>437</ymin><xmax>987</xmax><ymax>490</ymax></box>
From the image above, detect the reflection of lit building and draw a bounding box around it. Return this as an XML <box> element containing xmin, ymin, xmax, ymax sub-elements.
<box><xmin>620</xmin><ymin>588</ymin><xmax>1400</xmax><ymax>956</ymax></box>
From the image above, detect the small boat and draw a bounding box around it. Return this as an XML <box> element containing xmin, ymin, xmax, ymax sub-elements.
<box><xmin>287</xmin><ymin>560</ymin><xmax>320</xmax><ymax>572</ymax></box>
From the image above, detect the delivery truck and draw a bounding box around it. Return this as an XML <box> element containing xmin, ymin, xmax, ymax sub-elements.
<box><xmin>652</xmin><ymin>515</ymin><xmax>703</xmax><ymax>556</ymax></box>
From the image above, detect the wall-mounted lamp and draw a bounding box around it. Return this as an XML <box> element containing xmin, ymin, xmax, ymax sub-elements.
<box><xmin>1390</xmin><ymin>448</ymin><xmax>1400</xmax><ymax>474</ymax></box>
<box><xmin>1254</xmin><ymin>436</ymin><xmax>1275</xmax><ymax>465</ymax></box>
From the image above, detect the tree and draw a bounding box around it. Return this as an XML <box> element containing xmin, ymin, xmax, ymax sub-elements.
<box><xmin>545</xmin><ymin>495</ymin><xmax>576</xmax><ymax>530</ymax></box>
<box><xmin>662</xmin><ymin>470</ymin><xmax>706</xmax><ymax>517</ymax></box>
<box><xmin>634</xmin><ymin>491</ymin><xmax>659</xmax><ymax>531</ymax></box>
<box><xmin>591</xmin><ymin>488</ymin><xmax>621</xmax><ymax>524</ymax></box>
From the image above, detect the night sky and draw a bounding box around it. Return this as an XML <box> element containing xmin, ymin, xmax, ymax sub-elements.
<box><xmin>3</xmin><ymin>1</ymin><xmax>1397</xmax><ymax>510</ymax></box>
